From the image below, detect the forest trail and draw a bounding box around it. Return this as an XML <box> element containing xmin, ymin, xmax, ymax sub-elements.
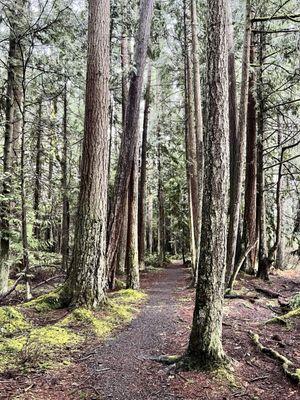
<box><xmin>83</xmin><ymin>261</ymin><xmax>187</xmax><ymax>400</ymax></box>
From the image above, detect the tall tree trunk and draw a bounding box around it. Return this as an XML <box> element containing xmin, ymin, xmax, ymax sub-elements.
<box><xmin>107</xmin><ymin>0</ymin><xmax>155</xmax><ymax>287</ymax></box>
<box><xmin>126</xmin><ymin>150</ymin><xmax>140</xmax><ymax>288</ymax></box>
<box><xmin>147</xmin><ymin>192</ymin><xmax>153</xmax><ymax>255</ymax></box>
<box><xmin>256</xmin><ymin>25</ymin><xmax>268</xmax><ymax>278</ymax></box>
<box><xmin>275</xmin><ymin>113</ymin><xmax>284</xmax><ymax>269</ymax></box>
<box><xmin>33</xmin><ymin>99</ymin><xmax>43</xmax><ymax>240</ymax></box>
<box><xmin>61</xmin><ymin>84</ymin><xmax>70</xmax><ymax>272</ymax></box>
<box><xmin>226</xmin><ymin>0</ymin><xmax>251</xmax><ymax>282</ymax></box>
<box><xmin>20</xmin><ymin>95</ymin><xmax>32</xmax><ymax>301</ymax></box>
<box><xmin>45</xmin><ymin>100</ymin><xmax>56</xmax><ymax>250</ymax></box>
<box><xmin>187</xmin><ymin>0</ymin><xmax>229</xmax><ymax>368</ymax></box>
<box><xmin>183</xmin><ymin>1</ymin><xmax>199</xmax><ymax>278</ymax></box>
<box><xmin>61</xmin><ymin>0</ymin><xmax>110</xmax><ymax>308</ymax></box>
<box><xmin>242</xmin><ymin>41</ymin><xmax>257</xmax><ymax>274</ymax></box>
<box><xmin>138</xmin><ymin>64</ymin><xmax>152</xmax><ymax>270</ymax></box>
<box><xmin>191</xmin><ymin>0</ymin><xmax>204</xmax><ymax>282</ymax></box>
<box><xmin>0</xmin><ymin>35</ymin><xmax>16</xmax><ymax>294</ymax></box>
<box><xmin>157</xmin><ymin>123</ymin><xmax>165</xmax><ymax>265</ymax></box>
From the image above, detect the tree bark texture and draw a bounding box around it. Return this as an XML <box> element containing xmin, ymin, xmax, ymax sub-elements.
<box><xmin>61</xmin><ymin>0</ymin><xmax>110</xmax><ymax>308</ymax></box>
<box><xmin>107</xmin><ymin>0</ymin><xmax>155</xmax><ymax>280</ymax></box>
<box><xmin>138</xmin><ymin>64</ymin><xmax>152</xmax><ymax>270</ymax></box>
<box><xmin>226</xmin><ymin>0</ymin><xmax>251</xmax><ymax>282</ymax></box>
<box><xmin>187</xmin><ymin>0</ymin><xmax>229</xmax><ymax>368</ymax></box>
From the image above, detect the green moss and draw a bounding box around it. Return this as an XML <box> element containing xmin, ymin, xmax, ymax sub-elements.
<box><xmin>267</xmin><ymin>307</ymin><xmax>300</xmax><ymax>325</ymax></box>
<box><xmin>61</xmin><ymin>289</ymin><xmax>147</xmax><ymax>338</ymax></box>
<box><xmin>112</xmin><ymin>289</ymin><xmax>146</xmax><ymax>303</ymax></box>
<box><xmin>24</xmin><ymin>290</ymin><xmax>62</xmax><ymax>312</ymax></box>
<box><xmin>30</xmin><ymin>326</ymin><xmax>81</xmax><ymax>347</ymax></box>
<box><xmin>0</xmin><ymin>306</ymin><xmax>30</xmax><ymax>337</ymax></box>
<box><xmin>0</xmin><ymin>325</ymin><xmax>80</xmax><ymax>373</ymax></box>
<box><xmin>214</xmin><ymin>366</ymin><xmax>238</xmax><ymax>388</ymax></box>
<box><xmin>290</xmin><ymin>293</ymin><xmax>300</xmax><ymax>310</ymax></box>
<box><xmin>115</xmin><ymin>279</ymin><xmax>126</xmax><ymax>290</ymax></box>
<box><xmin>63</xmin><ymin>308</ymin><xmax>113</xmax><ymax>337</ymax></box>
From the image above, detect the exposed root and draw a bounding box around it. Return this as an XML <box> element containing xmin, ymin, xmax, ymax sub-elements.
<box><xmin>148</xmin><ymin>354</ymin><xmax>182</xmax><ymax>365</ymax></box>
<box><xmin>249</xmin><ymin>331</ymin><xmax>300</xmax><ymax>384</ymax></box>
<box><xmin>254</xmin><ymin>286</ymin><xmax>280</xmax><ymax>298</ymax></box>
<box><xmin>266</xmin><ymin>307</ymin><xmax>300</xmax><ymax>325</ymax></box>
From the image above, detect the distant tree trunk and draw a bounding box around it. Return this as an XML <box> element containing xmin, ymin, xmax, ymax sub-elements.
<box><xmin>293</xmin><ymin>199</ymin><xmax>300</xmax><ymax>255</ymax></box>
<box><xmin>226</xmin><ymin>0</ymin><xmax>251</xmax><ymax>282</ymax></box>
<box><xmin>61</xmin><ymin>0</ymin><xmax>110</xmax><ymax>308</ymax></box>
<box><xmin>116</xmin><ymin>193</ymin><xmax>128</xmax><ymax>276</ymax></box>
<box><xmin>112</xmin><ymin>25</ymin><xmax>130</xmax><ymax>283</ymax></box>
<box><xmin>45</xmin><ymin>100</ymin><xmax>56</xmax><ymax>250</ymax></box>
<box><xmin>61</xmin><ymin>84</ymin><xmax>70</xmax><ymax>272</ymax></box>
<box><xmin>121</xmin><ymin>30</ymin><xmax>129</xmax><ymax>129</ymax></box>
<box><xmin>107</xmin><ymin>0</ymin><xmax>155</xmax><ymax>287</ymax></box>
<box><xmin>242</xmin><ymin>41</ymin><xmax>257</xmax><ymax>274</ymax></box>
<box><xmin>20</xmin><ymin>96</ymin><xmax>32</xmax><ymax>300</ymax></box>
<box><xmin>187</xmin><ymin>0</ymin><xmax>229</xmax><ymax>368</ymax></box>
<box><xmin>275</xmin><ymin>114</ymin><xmax>284</xmax><ymax>269</ymax></box>
<box><xmin>147</xmin><ymin>192</ymin><xmax>153</xmax><ymax>255</ymax></box>
<box><xmin>183</xmin><ymin>1</ymin><xmax>199</xmax><ymax>277</ymax></box>
<box><xmin>126</xmin><ymin>150</ymin><xmax>140</xmax><ymax>288</ymax></box>
<box><xmin>191</xmin><ymin>0</ymin><xmax>204</xmax><ymax>273</ymax></box>
<box><xmin>0</xmin><ymin>35</ymin><xmax>16</xmax><ymax>295</ymax></box>
<box><xmin>138</xmin><ymin>64</ymin><xmax>152</xmax><ymax>270</ymax></box>
<box><xmin>256</xmin><ymin>26</ymin><xmax>268</xmax><ymax>278</ymax></box>
<box><xmin>157</xmin><ymin>124</ymin><xmax>165</xmax><ymax>265</ymax></box>
<box><xmin>33</xmin><ymin>99</ymin><xmax>43</xmax><ymax>240</ymax></box>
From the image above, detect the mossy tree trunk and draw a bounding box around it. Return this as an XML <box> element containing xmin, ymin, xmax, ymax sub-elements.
<box><xmin>187</xmin><ymin>0</ymin><xmax>229</xmax><ymax>369</ymax></box>
<box><xmin>61</xmin><ymin>0</ymin><xmax>110</xmax><ymax>308</ymax></box>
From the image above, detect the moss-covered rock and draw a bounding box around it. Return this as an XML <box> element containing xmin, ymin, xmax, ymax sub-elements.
<box><xmin>0</xmin><ymin>306</ymin><xmax>30</xmax><ymax>337</ymax></box>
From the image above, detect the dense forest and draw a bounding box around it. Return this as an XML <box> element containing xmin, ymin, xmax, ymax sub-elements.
<box><xmin>0</xmin><ymin>0</ymin><xmax>299</xmax><ymax>398</ymax></box>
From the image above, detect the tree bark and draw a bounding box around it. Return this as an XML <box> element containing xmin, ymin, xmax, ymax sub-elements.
<box><xmin>0</xmin><ymin>34</ymin><xmax>16</xmax><ymax>294</ymax></box>
<box><xmin>256</xmin><ymin>25</ymin><xmax>268</xmax><ymax>278</ymax></box>
<box><xmin>61</xmin><ymin>0</ymin><xmax>110</xmax><ymax>308</ymax></box>
<box><xmin>107</xmin><ymin>0</ymin><xmax>155</xmax><ymax>285</ymax></box>
<box><xmin>226</xmin><ymin>0</ymin><xmax>251</xmax><ymax>282</ymax></box>
<box><xmin>33</xmin><ymin>99</ymin><xmax>43</xmax><ymax>240</ymax></box>
<box><xmin>242</xmin><ymin>41</ymin><xmax>257</xmax><ymax>274</ymax></box>
<box><xmin>126</xmin><ymin>149</ymin><xmax>140</xmax><ymax>289</ymax></box>
<box><xmin>183</xmin><ymin>0</ymin><xmax>199</xmax><ymax>277</ymax></box>
<box><xmin>138</xmin><ymin>64</ymin><xmax>152</xmax><ymax>270</ymax></box>
<box><xmin>187</xmin><ymin>0</ymin><xmax>229</xmax><ymax>368</ymax></box>
<box><xmin>157</xmin><ymin>123</ymin><xmax>165</xmax><ymax>265</ymax></box>
<box><xmin>61</xmin><ymin>83</ymin><xmax>70</xmax><ymax>272</ymax></box>
<box><xmin>191</xmin><ymin>0</ymin><xmax>204</xmax><ymax>276</ymax></box>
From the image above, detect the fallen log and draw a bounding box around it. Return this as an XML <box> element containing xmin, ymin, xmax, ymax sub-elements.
<box><xmin>249</xmin><ymin>331</ymin><xmax>300</xmax><ymax>384</ymax></box>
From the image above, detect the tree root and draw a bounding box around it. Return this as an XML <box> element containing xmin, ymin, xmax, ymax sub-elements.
<box><xmin>254</xmin><ymin>286</ymin><xmax>280</xmax><ymax>298</ymax></box>
<box><xmin>148</xmin><ymin>354</ymin><xmax>182</xmax><ymax>365</ymax></box>
<box><xmin>266</xmin><ymin>307</ymin><xmax>300</xmax><ymax>325</ymax></box>
<box><xmin>225</xmin><ymin>293</ymin><xmax>258</xmax><ymax>301</ymax></box>
<box><xmin>249</xmin><ymin>331</ymin><xmax>300</xmax><ymax>384</ymax></box>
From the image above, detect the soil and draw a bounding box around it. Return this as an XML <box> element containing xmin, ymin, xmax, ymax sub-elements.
<box><xmin>1</xmin><ymin>262</ymin><xmax>299</xmax><ymax>400</ymax></box>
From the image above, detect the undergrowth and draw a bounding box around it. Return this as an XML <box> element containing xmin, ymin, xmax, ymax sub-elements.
<box><xmin>0</xmin><ymin>289</ymin><xmax>147</xmax><ymax>374</ymax></box>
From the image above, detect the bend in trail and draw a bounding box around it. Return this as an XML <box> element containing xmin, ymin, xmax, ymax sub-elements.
<box><xmin>85</xmin><ymin>261</ymin><xmax>187</xmax><ymax>400</ymax></box>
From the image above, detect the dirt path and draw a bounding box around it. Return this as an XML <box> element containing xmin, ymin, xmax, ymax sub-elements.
<box><xmin>83</xmin><ymin>262</ymin><xmax>187</xmax><ymax>400</ymax></box>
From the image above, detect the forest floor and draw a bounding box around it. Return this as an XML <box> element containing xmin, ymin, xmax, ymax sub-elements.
<box><xmin>0</xmin><ymin>261</ymin><xmax>300</xmax><ymax>399</ymax></box>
